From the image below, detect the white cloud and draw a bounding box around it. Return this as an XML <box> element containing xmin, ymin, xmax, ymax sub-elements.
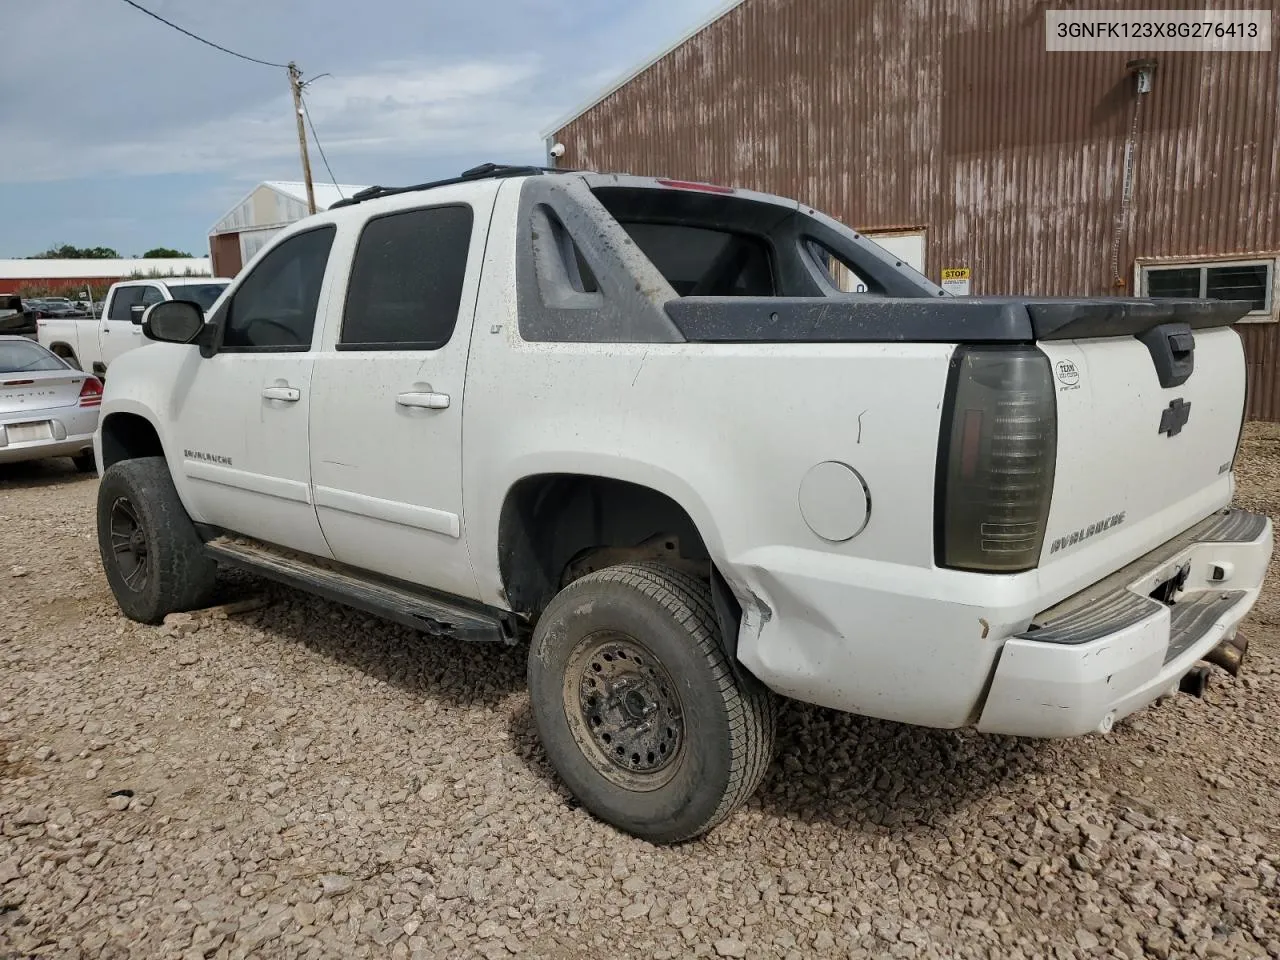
<box><xmin>0</xmin><ymin>58</ymin><xmax>544</xmax><ymax>183</ymax></box>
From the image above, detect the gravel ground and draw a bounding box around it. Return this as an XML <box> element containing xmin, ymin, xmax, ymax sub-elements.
<box><xmin>3</xmin><ymin>432</ymin><xmax>1280</xmax><ymax>960</ymax></box>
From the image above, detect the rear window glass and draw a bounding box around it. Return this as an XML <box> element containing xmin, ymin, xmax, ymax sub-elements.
<box><xmin>615</xmin><ymin>222</ymin><xmax>774</xmax><ymax>297</ymax></box>
<box><xmin>0</xmin><ymin>340</ymin><xmax>64</xmax><ymax>373</ymax></box>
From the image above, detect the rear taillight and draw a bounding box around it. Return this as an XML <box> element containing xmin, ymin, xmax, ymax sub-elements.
<box><xmin>936</xmin><ymin>346</ymin><xmax>1057</xmax><ymax>572</ymax></box>
<box><xmin>79</xmin><ymin>377</ymin><xmax>103</xmax><ymax>407</ymax></box>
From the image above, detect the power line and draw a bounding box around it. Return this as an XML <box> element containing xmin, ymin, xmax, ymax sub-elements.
<box><xmin>116</xmin><ymin>0</ymin><xmax>289</xmax><ymax>69</ymax></box>
<box><xmin>300</xmin><ymin>94</ymin><xmax>345</xmax><ymax>200</ymax></box>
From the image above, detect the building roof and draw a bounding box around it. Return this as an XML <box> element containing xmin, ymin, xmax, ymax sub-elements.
<box><xmin>263</xmin><ymin>180</ymin><xmax>371</xmax><ymax>211</ymax></box>
<box><xmin>210</xmin><ymin>180</ymin><xmax>372</xmax><ymax>236</ymax></box>
<box><xmin>541</xmin><ymin>0</ymin><xmax>747</xmax><ymax>139</ymax></box>
<box><xmin>0</xmin><ymin>258</ymin><xmax>213</xmax><ymax>280</ymax></box>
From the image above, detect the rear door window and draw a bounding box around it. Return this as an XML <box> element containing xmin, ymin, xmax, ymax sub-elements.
<box><xmin>340</xmin><ymin>204</ymin><xmax>474</xmax><ymax>350</ymax></box>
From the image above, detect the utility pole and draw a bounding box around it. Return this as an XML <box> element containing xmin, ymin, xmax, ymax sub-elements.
<box><xmin>287</xmin><ymin>62</ymin><xmax>317</xmax><ymax>215</ymax></box>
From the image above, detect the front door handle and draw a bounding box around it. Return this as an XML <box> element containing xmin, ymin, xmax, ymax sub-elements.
<box><xmin>262</xmin><ymin>386</ymin><xmax>301</xmax><ymax>402</ymax></box>
<box><xmin>396</xmin><ymin>391</ymin><xmax>450</xmax><ymax>410</ymax></box>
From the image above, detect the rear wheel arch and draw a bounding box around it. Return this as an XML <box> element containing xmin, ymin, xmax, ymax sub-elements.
<box><xmin>495</xmin><ymin>472</ymin><xmax>745</xmax><ymax>653</ymax></box>
<box><xmin>48</xmin><ymin>342</ymin><xmax>81</xmax><ymax>369</ymax></box>
<box><xmin>99</xmin><ymin>412</ymin><xmax>165</xmax><ymax>470</ymax></box>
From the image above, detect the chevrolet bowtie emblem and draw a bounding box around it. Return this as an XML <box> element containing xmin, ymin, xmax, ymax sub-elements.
<box><xmin>1159</xmin><ymin>398</ymin><xmax>1191</xmax><ymax>437</ymax></box>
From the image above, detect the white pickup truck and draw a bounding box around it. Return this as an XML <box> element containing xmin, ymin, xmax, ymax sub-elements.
<box><xmin>38</xmin><ymin>277</ymin><xmax>229</xmax><ymax>378</ymax></box>
<box><xmin>91</xmin><ymin>163</ymin><xmax>1271</xmax><ymax>843</ymax></box>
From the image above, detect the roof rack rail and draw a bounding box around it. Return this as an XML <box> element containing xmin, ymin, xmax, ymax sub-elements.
<box><xmin>329</xmin><ymin>162</ymin><xmax>572</xmax><ymax>209</ymax></box>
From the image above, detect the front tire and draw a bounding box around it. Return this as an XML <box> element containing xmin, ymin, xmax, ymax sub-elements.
<box><xmin>96</xmin><ymin>456</ymin><xmax>217</xmax><ymax>623</ymax></box>
<box><xmin>528</xmin><ymin>562</ymin><xmax>776</xmax><ymax>843</ymax></box>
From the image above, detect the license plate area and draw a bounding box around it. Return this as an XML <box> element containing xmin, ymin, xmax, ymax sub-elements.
<box><xmin>5</xmin><ymin>421</ymin><xmax>53</xmax><ymax>444</ymax></box>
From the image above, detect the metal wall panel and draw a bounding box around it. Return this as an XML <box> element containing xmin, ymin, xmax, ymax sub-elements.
<box><xmin>210</xmin><ymin>232</ymin><xmax>242</xmax><ymax>280</ymax></box>
<box><xmin>553</xmin><ymin>0</ymin><xmax>1280</xmax><ymax>415</ymax></box>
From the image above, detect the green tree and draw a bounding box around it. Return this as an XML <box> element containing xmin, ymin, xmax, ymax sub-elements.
<box><xmin>28</xmin><ymin>243</ymin><xmax>120</xmax><ymax>259</ymax></box>
<box><xmin>142</xmin><ymin>247</ymin><xmax>194</xmax><ymax>258</ymax></box>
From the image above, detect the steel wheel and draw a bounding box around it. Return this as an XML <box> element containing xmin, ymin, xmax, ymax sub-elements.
<box><xmin>563</xmin><ymin>631</ymin><xmax>685</xmax><ymax>792</ymax></box>
<box><xmin>108</xmin><ymin>496</ymin><xmax>150</xmax><ymax>592</ymax></box>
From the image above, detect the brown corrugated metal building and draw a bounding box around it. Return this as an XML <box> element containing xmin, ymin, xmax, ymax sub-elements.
<box><xmin>546</xmin><ymin>0</ymin><xmax>1280</xmax><ymax>418</ymax></box>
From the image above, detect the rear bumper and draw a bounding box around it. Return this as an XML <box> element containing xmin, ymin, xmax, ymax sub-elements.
<box><xmin>729</xmin><ymin>507</ymin><xmax>1272</xmax><ymax>735</ymax></box>
<box><xmin>976</xmin><ymin>508</ymin><xmax>1272</xmax><ymax>737</ymax></box>
<box><xmin>0</xmin><ymin>407</ymin><xmax>97</xmax><ymax>464</ymax></box>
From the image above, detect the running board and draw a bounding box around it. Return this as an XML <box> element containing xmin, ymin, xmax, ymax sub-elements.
<box><xmin>204</xmin><ymin>537</ymin><xmax>513</xmax><ymax>643</ymax></box>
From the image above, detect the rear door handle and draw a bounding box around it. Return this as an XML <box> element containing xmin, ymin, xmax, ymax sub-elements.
<box><xmin>262</xmin><ymin>386</ymin><xmax>301</xmax><ymax>402</ymax></box>
<box><xmin>396</xmin><ymin>391</ymin><xmax>450</xmax><ymax>410</ymax></box>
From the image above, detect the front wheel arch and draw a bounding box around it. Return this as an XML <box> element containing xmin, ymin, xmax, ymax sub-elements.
<box><xmin>99</xmin><ymin>412</ymin><xmax>164</xmax><ymax>471</ymax></box>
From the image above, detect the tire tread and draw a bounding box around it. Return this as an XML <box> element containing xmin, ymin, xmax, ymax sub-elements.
<box><xmin>97</xmin><ymin>456</ymin><xmax>217</xmax><ymax>623</ymax></box>
<box><xmin>570</xmin><ymin>562</ymin><xmax>776</xmax><ymax>841</ymax></box>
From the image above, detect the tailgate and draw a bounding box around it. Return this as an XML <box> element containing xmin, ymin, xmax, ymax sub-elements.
<box><xmin>1032</xmin><ymin>300</ymin><xmax>1249</xmax><ymax>573</ymax></box>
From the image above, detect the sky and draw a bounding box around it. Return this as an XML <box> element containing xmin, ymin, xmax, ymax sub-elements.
<box><xmin>0</xmin><ymin>0</ymin><xmax>730</xmax><ymax>258</ymax></box>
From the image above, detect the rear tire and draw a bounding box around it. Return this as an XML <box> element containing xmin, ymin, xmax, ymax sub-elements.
<box><xmin>96</xmin><ymin>456</ymin><xmax>217</xmax><ymax>624</ymax></box>
<box><xmin>528</xmin><ymin>562</ymin><xmax>776</xmax><ymax>843</ymax></box>
<box><xmin>72</xmin><ymin>451</ymin><xmax>97</xmax><ymax>474</ymax></box>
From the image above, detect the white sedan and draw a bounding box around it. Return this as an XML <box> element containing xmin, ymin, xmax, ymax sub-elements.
<box><xmin>0</xmin><ymin>336</ymin><xmax>102</xmax><ymax>471</ymax></box>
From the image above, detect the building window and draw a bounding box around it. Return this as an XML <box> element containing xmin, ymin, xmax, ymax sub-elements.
<box><xmin>1140</xmin><ymin>258</ymin><xmax>1275</xmax><ymax>321</ymax></box>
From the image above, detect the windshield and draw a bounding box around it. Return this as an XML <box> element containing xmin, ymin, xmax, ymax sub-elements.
<box><xmin>169</xmin><ymin>283</ymin><xmax>228</xmax><ymax>311</ymax></box>
<box><xmin>0</xmin><ymin>340</ymin><xmax>65</xmax><ymax>373</ymax></box>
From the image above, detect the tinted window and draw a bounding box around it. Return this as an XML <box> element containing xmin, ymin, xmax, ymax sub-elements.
<box><xmin>108</xmin><ymin>287</ymin><xmax>145</xmax><ymax>323</ymax></box>
<box><xmin>1146</xmin><ymin>268</ymin><xmax>1201</xmax><ymax>299</ymax></box>
<box><xmin>617</xmin><ymin>222</ymin><xmax>774</xmax><ymax>296</ymax></box>
<box><xmin>224</xmin><ymin>226</ymin><xmax>335</xmax><ymax>350</ymax></box>
<box><xmin>139</xmin><ymin>286</ymin><xmax>165</xmax><ymax>308</ymax></box>
<box><xmin>341</xmin><ymin>205</ymin><xmax>473</xmax><ymax>350</ymax></box>
<box><xmin>0</xmin><ymin>340</ymin><xmax>64</xmax><ymax>373</ymax></box>
<box><xmin>1206</xmin><ymin>264</ymin><xmax>1269</xmax><ymax>312</ymax></box>
<box><xmin>173</xmin><ymin>283</ymin><xmax>229</xmax><ymax>311</ymax></box>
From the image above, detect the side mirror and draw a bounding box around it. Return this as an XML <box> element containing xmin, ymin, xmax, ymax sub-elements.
<box><xmin>130</xmin><ymin>304</ymin><xmax>146</xmax><ymax>324</ymax></box>
<box><xmin>142</xmin><ymin>300</ymin><xmax>205</xmax><ymax>345</ymax></box>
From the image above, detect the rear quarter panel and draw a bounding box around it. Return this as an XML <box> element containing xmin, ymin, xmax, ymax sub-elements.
<box><xmin>462</xmin><ymin>185</ymin><xmax>955</xmax><ymax>599</ymax></box>
<box><xmin>36</xmin><ymin>315</ymin><xmax>80</xmax><ymax>357</ymax></box>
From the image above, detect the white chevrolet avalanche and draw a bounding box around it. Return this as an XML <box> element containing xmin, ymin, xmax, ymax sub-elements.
<box><xmin>91</xmin><ymin>163</ymin><xmax>1272</xmax><ymax>843</ymax></box>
